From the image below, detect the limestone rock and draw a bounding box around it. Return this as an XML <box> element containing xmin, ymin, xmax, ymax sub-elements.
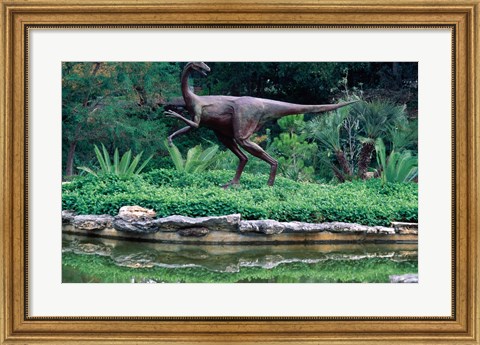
<box><xmin>375</xmin><ymin>226</ymin><xmax>396</xmax><ymax>235</ymax></box>
<box><xmin>389</xmin><ymin>273</ymin><xmax>419</xmax><ymax>283</ymax></box>
<box><xmin>391</xmin><ymin>222</ymin><xmax>418</xmax><ymax>235</ymax></box>
<box><xmin>113</xmin><ymin>217</ymin><xmax>159</xmax><ymax>233</ymax></box>
<box><xmin>282</xmin><ymin>221</ymin><xmax>328</xmax><ymax>233</ymax></box>
<box><xmin>239</xmin><ymin>220</ymin><xmax>285</xmax><ymax>235</ymax></box>
<box><xmin>62</xmin><ymin>210</ymin><xmax>76</xmax><ymax>224</ymax></box>
<box><xmin>239</xmin><ymin>220</ymin><xmax>395</xmax><ymax>235</ymax></box>
<box><xmin>155</xmin><ymin>214</ymin><xmax>241</xmax><ymax>232</ymax></box>
<box><xmin>73</xmin><ymin>215</ymin><xmax>113</xmax><ymax>231</ymax></box>
<box><xmin>325</xmin><ymin>222</ymin><xmax>376</xmax><ymax>233</ymax></box>
<box><xmin>118</xmin><ymin>205</ymin><xmax>156</xmax><ymax>220</ymax></box>
<box><xmin>178</xmin><ymin>227</ymin><xmax>210</xmax><ymax>237</ymax></box>
<box><xmin>113</xmin><ymin>206</ymin><xmax>159</xmax><ymax>233</ymax></box>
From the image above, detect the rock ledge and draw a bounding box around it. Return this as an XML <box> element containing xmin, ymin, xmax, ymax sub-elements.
<box><xmin>63</xmin><ymin>206</ymin><xmax>416</xmax><ymax>237</ymax></box>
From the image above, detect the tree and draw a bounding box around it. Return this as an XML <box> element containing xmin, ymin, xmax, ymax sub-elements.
<box><xmin>270</xmin><ymin>115</ymin><xmax>317</xmax><ymax>182</ymax></box>
<box><xmin>62</xmin><ymin>62</ymin><xmax>181</xmax><ymax>176</ymax></box>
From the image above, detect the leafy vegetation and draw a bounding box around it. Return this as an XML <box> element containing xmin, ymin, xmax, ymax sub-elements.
<box><xmin>165</xmin><ymin>141</ymin><xmax>219</xmax><ymax>173</ymax></box>
<box><xmin>78</xmin><ymin>144</ymin><xmax>153</xmax><ymax>177</ymax></box>
<box><xmin>375</xmin><ymin>138</ymin><xmax>418</xmax><ymax>184</ymax></box>
<box><xmin>270</xmin><ymin>115</ymin><xmax>317</xmax><ymax>181</ymax></box>
<box><xmin>62</xmin><ymin>251</ymin><xmax>418</xmax><ymax>283</ymax></box>
<box><xmin>306</xmin><ymin>99</ymin><xmax>415</xmax><ymax>182</ymax></box>
<box><xmin>62</xmin><ymin>169</ymin><xmax>417</xmax><ymax>226</ymax></box>
<box><xmin>63</xmin><ymin>62</ymin><xmax>417</xmax><ymax>183</ymax></box>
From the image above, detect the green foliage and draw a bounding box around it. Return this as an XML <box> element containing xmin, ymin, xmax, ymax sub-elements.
<box><xmin>63</xmin><ymin>62</ymin><xmax>417</xmax><ymax>182</ymax></box>
<box><xmin>305</xmin><ymin>99</ymin><xmax>414</xmax><ymax>181</ymax></box>
<box><xmin>63</xmin><ymin>168</ymin><xmax>418</xmax><ymax>226</ymax></box>
<box><xmin>165</xmin><ymin>141</ymin><xmax>219</xmax><ymax>173</ymax></box>
<box><xmin>375</xmin><ymin>138</ymin><xmax>418</xmax><ymax>184</ymax></box>
<box><xmin>270</xmin><ymin>115</ymin><xmax>317</xmax><ymax>181</ymax></box>
<box><xmin>78</xmin><ymin>144</ymin><xmax>153</xmax><ymax>177</ymax></box>
<box><xmin>62</xmin><ymin>62</ymin><xmax>181</xmax><ymax>176</ymax></box>
<box><xmin>352</xmin><ymin>100</ymin><xmax>407</xmax><ymax>142</ymax></box>
<box><xmin>63</xmin><ymin>252</ymin><xmax>418</xmax><ymax>283</ymax></box>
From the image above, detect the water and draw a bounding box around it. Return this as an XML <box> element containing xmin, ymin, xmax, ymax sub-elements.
<box><xmin>62</xmin><ymin>234</ymin><xmax>418</xmax><ymax>283</ymax></box>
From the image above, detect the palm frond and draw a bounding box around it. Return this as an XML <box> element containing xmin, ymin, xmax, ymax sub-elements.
<box><xmin>165</xmin><ymin>140</ymin><xmax>185</xmax><ymax>172</ymax></box>
<box><xmin>375</xmin><ymin>137</ymin><xmax>418</xmax><ymax>184</ymax></box>
<box><xmin>135</xmin><ymin>153</ymin><xmax>154</xmax><ymax>174</ymax></box>
<box><xmin>77</xmin><ymin>166</ymin><xmax>98</xmax><ymax>177</ymax></box>
<box><xmin>113</xmin><ymin>148</ymin><xmax>120</xmax><ymax>175</ymax></box>
<box><xmin>184</xmin><ymin>146</ymin><xmax>202</xmax><ymax>173</ymax></box>
<box><xmin>118</xmin><ymin>150</ymin><xmax>132</xmax><ymax>174</ymax></box>
<box><xmin>101</xmin><ymin>144</ymin><xmax>112</xmax><ymax>173</ymax></box>
<box><xmin>81</xmin><ymin>144</ymin><xmax>153</xmax><ymax>178</ymax></box>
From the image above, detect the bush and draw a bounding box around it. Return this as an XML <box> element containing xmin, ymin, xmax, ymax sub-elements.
<box><xmin>62</xmin><ymin>169</ymin><xmax>418</xmax><ymax>226</ymax></box>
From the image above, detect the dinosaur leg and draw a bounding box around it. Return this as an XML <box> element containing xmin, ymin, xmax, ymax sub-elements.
<box><xmin>167</xmin><ymin>126</ymin><xmax>191</xmax><ymax>146</ymax></box>
<box><xmin>164</xmin><ymin>109</ymin><xmax>199</xmax><ymax>128</ymax></box>
<box><xmin>214</xmin><ymin>132</ymin><xmax>248</xmax><ymax>188</ymax></box>
<box><xmin>235</xmin><ymin>138</ymin><xmax>278</xmax><ymax>186</ymax></box>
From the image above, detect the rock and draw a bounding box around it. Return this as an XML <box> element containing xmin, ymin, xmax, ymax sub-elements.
<box><xmin>282</xmin><ymin>221</ymin><xmax>328</xmax><ymax>233</ymax></box>
<box><xmin>325</xmin><ymin>222</ymin><xmax>376</xmax><ymax>233</ymax></box>
<box><xmin>73</xmin><ymin>215</ymin><xmax>113</xmax><ymax>231</ymax></box>
<box><xmin>178</xmin><ymin>227</ymin><xmax>210</xmax><ymax>237</ymax></box>
<box><xmin>391</xmin><ymin>222</ymin><xmax>418</xmax><ymax>235</ymax></box>
<box><xmin>375</xmin><ymin>226</ymin><xmax>396</xmax><ymax>235</ymax></box>
<box><xmin>113</xmin><ymin>205</ymin><xmax>159</xmax><ymax>233</ymax></box>
<box><xmin>118</xmin><ymin>205</ymin><xmax>156</xmax><ymax>220</ymax></box>
<box><xmin>113</xmin><ymin>217</ymin><xmax>159</xmax><ymax>233</ymax></box>
<box><xmin>389</xmin><ymin>273</ymin><xmax>419</xmax><ymax>283</ymax></box>
<box><xmin>240</xmin><ymin>220</ymin><xmax>395</xmax><ymax>235</ymax></box>
<box><xmin>62</xmin><ymin>210</ymin><xmax>76</xmax><ymax>224</ymax></box>
<box><xmin>239</xmin><ymin>220</ymin><xmax>285</xmax><ymax>234</ymax></box>
<box><xmin>155</xmin><ymin>214</ymin><xmax>241</xmax><ymax>232</ymax></box>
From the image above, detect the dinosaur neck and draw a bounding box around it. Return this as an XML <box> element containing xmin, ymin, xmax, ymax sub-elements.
<box><xmin>181</xmin><ymin>64</ymin><xmax>197</xmax><ymax>108</ymax></box>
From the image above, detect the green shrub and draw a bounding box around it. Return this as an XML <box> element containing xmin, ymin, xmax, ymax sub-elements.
<box><xmin>62</xmin><ymin>168</ymin><xmax>418</xmax><ymax>226</ymax></box>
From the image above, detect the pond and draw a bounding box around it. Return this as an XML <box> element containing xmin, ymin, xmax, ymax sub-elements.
<box><xmin>62</xmin><ymin>234</ymin><xmax>418</xmax><ymax>283</ymax></box>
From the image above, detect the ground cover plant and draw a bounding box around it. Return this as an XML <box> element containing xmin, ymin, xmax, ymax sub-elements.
<box><xmin>63</xmin><ymin>168</ymin><xmax>417</xmax><ymax>226</ymax></box>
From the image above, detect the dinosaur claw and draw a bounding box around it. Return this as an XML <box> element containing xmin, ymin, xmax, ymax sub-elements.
<box><xmin>164</xmin><ymin>110</ymin><xmax>182</xmax><ymax>119</ymax></box>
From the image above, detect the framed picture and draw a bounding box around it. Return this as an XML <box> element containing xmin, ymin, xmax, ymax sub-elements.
<box><xmin>1</xmin><ymin>0</ymin><xmax>478</xmax><ymax>344</ymax></box>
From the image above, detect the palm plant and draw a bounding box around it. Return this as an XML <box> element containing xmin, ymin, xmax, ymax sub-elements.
<box><xmin>78</xmin><ymin>144</ymin><xmax>153</xmax><ymax>177</ymax></box>
<box><xmin>352</xmin><ymin>101</ymin><xmax>407</xmax><ymax>179</ymax></box>
<box><xmin>165</xmin><ymin>140</ymin><xmax>219</xmax><ymax>173</ymax></box>
<box><xmin>389</xmin><ymin>119</ymin><xmax>418</xmax><ymax>152</ymax></box>
<box><xmin>375</xmin><ymin>138</ymin><xmax>418</xmax><ymax>184</ymax></box>
<box><xmin>305</xmin><ymin>107</ymin><xmax>352</xmax><ymax>181</ymax></box>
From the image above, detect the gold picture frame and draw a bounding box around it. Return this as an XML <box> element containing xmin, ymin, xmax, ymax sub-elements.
<box><xmin>1</xmin><ymin>0</ymin><xmax>479</xmax><ymax>343</ymax></box>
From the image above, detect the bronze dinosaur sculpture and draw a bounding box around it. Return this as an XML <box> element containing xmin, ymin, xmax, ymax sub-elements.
<box><xmin>166</xmin><ymin>62</ymin><xmax>357</xmax><ymax>187</ymax></box>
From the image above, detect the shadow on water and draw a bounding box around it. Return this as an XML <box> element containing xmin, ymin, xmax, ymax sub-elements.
<box><xmin>62</xmin><ymin>234</ymin><xmax>418</xmax><ymax>284</ymax></box>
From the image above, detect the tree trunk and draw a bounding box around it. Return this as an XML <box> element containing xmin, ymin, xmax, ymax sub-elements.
<box><xmin>134</xmin><ymin>85</ymin><xmax>147</xmax><ymax>106</ymax></box>
<box><xmin>65</xmin><ymin>140</ymin><xmax>77</xmax><ymax>176</ymax></box>
<box><xmin>331</xmin><ymin>164</ymin><xmax>346</xmax><ymax>183</ymax></box>
<box><xmin>357</xmin><ymin>142</ymin><xmax>375</xmax><ymax>179</ymax></box>
<box><xmin>335</xmin><ymin>150</ymin><xmax>352</xmax><ymax>176</ymax></box>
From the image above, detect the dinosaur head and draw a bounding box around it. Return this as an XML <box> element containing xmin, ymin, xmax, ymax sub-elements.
<box><xmin>190</xmin><ymin>62</ymin><xmax>211</xmax><ymax>76</ymax></box>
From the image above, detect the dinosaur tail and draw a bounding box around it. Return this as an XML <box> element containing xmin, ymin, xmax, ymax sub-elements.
<box><xmin>267</xmin><ymin>100</ymin><xmax>359</xmax><ymax>120</ymax></box>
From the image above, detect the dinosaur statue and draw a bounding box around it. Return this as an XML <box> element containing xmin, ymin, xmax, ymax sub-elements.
<box><xmin>165</xmin><ymin>62</ymin><xmax>357</xmax><ymax>187</ymax></box>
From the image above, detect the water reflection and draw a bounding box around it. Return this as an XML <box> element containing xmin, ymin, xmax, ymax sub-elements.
<box><xmin>62</xmin><ymin>233</ymin><xmax>417</xmax><ymax>276</ymax></box>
